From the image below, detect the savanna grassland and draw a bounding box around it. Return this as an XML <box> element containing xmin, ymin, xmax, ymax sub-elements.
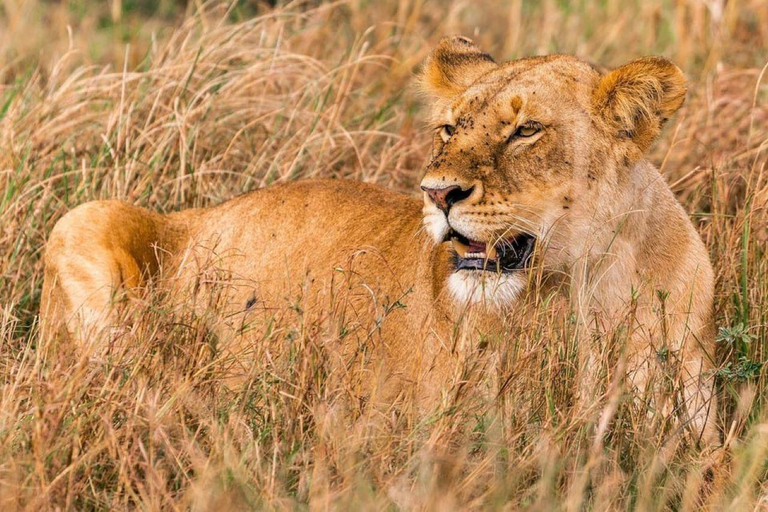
<box><xmin>1</xmin><ymin>0</ymin><xmax>768</xmax><ymax>509</ymax></box>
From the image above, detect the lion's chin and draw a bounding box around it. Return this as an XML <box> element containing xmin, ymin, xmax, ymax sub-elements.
<box><xmin>447</xmin><ymin>270</ymin><xmax>525</xmax><ymax>307</ymax></box>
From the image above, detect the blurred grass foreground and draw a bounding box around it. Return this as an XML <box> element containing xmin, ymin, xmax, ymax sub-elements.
<box><xmin>1</xmin><ymin>0</ymin><xmax>768</xmax><ymax>509</ymax></box>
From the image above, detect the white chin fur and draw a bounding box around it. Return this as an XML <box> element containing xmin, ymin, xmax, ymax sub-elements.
<box><xmin>448</xmin><ymin>270</ymin><xmax>525</xmax><ymax>307</ymax></box>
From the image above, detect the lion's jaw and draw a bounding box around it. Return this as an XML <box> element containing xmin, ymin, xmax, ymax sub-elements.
<box><xmin>447</xmin><ymin>267</ymin><xmax>528</xmax><ymax>306</ymax></box>
<box><xmin>423</xmin><ymin>199</ymin><xmax>534</xmax><ymax>307</ymax></box>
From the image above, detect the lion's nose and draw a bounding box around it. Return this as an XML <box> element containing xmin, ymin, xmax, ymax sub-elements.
<box><xmin>421</xmin><ymin>184</ymin><xmax>475</xmax><ymax>214</ymax></box>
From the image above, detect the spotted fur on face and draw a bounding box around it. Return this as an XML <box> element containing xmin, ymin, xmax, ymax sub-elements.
<box><xmin>419</xmin><ymin>37</ymin><xmax>687</xmax><ymax>306</ymax></box>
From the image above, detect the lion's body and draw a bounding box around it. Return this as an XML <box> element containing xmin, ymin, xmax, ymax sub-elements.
<box><xmin>41</xmin><ymin>38</ymin><xmax>719</xmax><ymax>442</ymax></box>
<box><xmin>41</xmin><ymin>180</ymin><xmax>474</xmax><ymax>396</ymax></box>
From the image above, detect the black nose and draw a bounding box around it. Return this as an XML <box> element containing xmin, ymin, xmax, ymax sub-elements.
<box><xmin>421</xmin><ymin>185</ymin><xmax>474</xmax><ymax>214</ymax></box>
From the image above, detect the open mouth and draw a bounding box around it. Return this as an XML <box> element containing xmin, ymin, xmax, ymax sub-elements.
<box><xmin>448</xmin><ymin>229</ymin><xmax>536</xmax><ymax>273</ymax></box>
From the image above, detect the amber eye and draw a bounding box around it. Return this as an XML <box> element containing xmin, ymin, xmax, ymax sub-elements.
<box><xmin>439</xmin><ymin>125</ymin><xmax>455</xmax><ymax>143</ymax></box>
<box><xmin>515</xmin><ymin>123</ymin><xmax>540</xmax><ymax>138</ymax></box>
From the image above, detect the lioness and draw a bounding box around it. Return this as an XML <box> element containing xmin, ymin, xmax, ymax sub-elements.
<box><xmin>41</xmin><ymin>37</ymin><xmax>717</xmax><ymax>442</ymax></box>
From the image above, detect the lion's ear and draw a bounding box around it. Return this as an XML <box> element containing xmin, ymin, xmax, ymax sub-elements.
<box><xmin>593</xmin><ymin>56</ymin><xmax>686</xmax><ymax>152</ymax></box>
<box><xmin>419</xmin><ymin>36</ymin><xmax>497</xmax><ymax>100</ymax></box>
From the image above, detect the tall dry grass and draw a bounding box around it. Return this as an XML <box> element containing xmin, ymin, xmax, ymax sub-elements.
<box><xmin>1</xmin><ymin>0</ymin><xmax>767</xmax><ymax>509</ymax></box>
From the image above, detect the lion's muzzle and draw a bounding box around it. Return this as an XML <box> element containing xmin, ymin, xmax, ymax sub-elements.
<box><xmin>449</xmin><ymin>229</ymin><xmax>535</xmax><ymax>274</ymax></box>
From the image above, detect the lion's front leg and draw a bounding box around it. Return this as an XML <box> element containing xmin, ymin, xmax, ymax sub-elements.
<box><xmin>678</xmin><ymin>351</ymin><xmax>719</xmax><ymax>445</ymax></box>
<box><xmin>623</xmin><ymin>333</ymin><xmax>719</xmax><ymax>447</ymax></box>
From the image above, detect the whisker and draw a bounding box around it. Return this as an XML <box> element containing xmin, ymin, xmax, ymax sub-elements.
<box><xmin>462</xmin><ymin>212</ymin><xmax>539</xmax><ymax>233</ymax></box>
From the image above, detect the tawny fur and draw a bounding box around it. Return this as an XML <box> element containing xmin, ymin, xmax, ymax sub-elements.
<box><xmin>40</xmin><ymin>37</ymin><xmax>718</xmax><ymax>443</ymax></box>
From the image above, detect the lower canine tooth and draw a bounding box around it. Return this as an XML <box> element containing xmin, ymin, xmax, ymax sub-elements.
<box><xmin>487</xmin><ymin>245</ymin><xmax>498</xmax><ymax>260</ymax></box>
<box><xmin>451</xmin><ymin>237</ymin><xmax>469</xmax><ymax>258</ymax></box>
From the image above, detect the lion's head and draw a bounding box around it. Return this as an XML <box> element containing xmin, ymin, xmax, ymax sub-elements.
<box><xmin>418</xmin><ymin>36</ymin><xmax>686</xmax><ymax>305</ymax></box>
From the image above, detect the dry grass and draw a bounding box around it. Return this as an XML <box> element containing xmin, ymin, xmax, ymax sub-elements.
<box><xmin>1</xmin><ymin>0</ymin><xmax>768</xmax><ymax>509</ymax></box>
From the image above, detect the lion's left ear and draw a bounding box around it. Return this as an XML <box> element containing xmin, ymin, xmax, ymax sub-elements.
<box><xmin>419</xmin><ymin>36</ymin><xmax>498</xmax><ymax>100</ymax></box>
<box><xmin>593</xmin><ymin>56</ymin><xmax>686</xmax><ymax>152</ymax></box>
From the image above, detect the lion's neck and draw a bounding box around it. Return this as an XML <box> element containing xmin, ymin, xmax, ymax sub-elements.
<box><xmin>571</xmin><ymin>160</ymin><xmax>693</xmax><ymax>316</ymax></box>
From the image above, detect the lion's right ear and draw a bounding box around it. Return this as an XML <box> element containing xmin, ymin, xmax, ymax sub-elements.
<box><xmin>419</xmin><ymin>36</ymin><xmax>497</xmax><ymax>100</ymax></box>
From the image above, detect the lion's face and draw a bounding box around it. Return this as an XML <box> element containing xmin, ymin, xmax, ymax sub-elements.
<box><xmin>419</xmin><ymin>38</ymin><xmax>686</xmax><ymax>305</ymax></box>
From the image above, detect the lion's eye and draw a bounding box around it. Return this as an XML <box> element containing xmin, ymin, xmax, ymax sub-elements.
<box><xmin>439</xmin><ymin>125</ymin><xmax>455</xmax><ymax>143</ymax></box>
<box><xmin>515</xmin><ymin>124</ymin><xmax>540</xmax><ymax>138</ymax></box>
